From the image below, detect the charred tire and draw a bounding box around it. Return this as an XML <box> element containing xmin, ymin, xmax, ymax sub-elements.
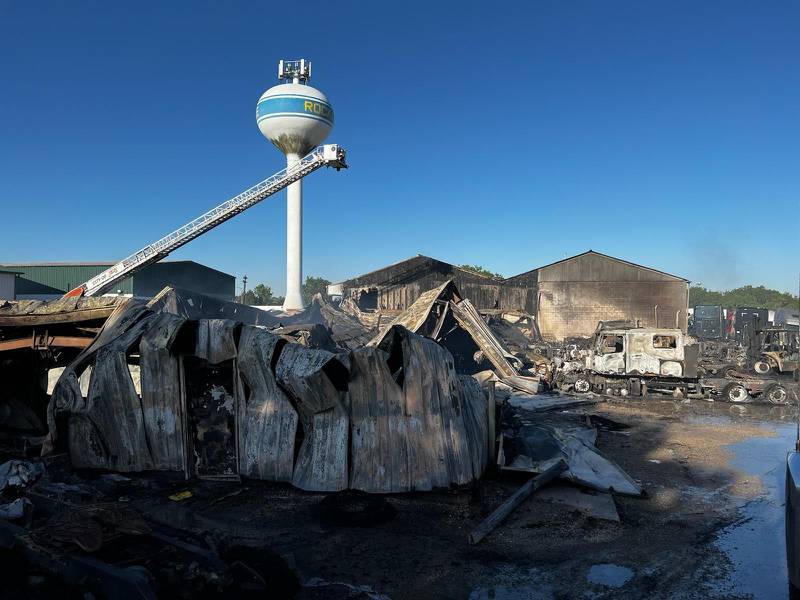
<box><xmin>574</xmin><ymin>378</ymin><xmax>591</xmax><ymax>394</ymax></box>
<box><xmin>723</xmin><ymin>383</ymin><xmax>749</xmax><ymax>403</ymax></box>
<box><xmin>754</xmin><ymin>361</ymin><xmax>772</xmax><ymax>375</ymax></box>
<box><xmin>764</xmin><ymin>384</ymin><xmax>788</xmax><ymax>405</ymax></box>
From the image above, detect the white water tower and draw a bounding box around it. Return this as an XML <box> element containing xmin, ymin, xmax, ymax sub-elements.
<box><xmin>256</xmin><ymin>59</ymin><xmax>334</xmax><ymax>310</ymax></box>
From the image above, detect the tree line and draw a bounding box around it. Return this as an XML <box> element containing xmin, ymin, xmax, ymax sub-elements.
<box><xmin>243</xmin><ymin>276</ymin><xmax>797</xmax><ymax>312</ymax></box>
<box><xmin>240</xmin><ymin>276</ymin><xmax>331</xmax><ymax>307</ymax></box>
<box><xmin>689</xmin><ymin>285</ymin><xmax>798</xmax><ymax>310</ymax></box>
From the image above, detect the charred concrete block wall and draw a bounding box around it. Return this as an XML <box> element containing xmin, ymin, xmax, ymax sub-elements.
<box><xmin>505</xmin><ymin>251</ymin><xmax>689</xmax><ymax>340</ymax></box>
<box><xmin>537</xmin><ymin>281</ymin><xmax>689</xmax><ymax>340</ymax></box>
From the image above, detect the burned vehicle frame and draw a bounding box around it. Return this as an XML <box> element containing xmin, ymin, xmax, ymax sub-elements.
<box><xmin>562</xmin><ymin>322</ymin><xmax>788</xmax><ymax>404</ymax></box>
<box><xmin>753</xmin><ymin>326</ymin><xmax>799</xmax><ymax>376</ymax></box>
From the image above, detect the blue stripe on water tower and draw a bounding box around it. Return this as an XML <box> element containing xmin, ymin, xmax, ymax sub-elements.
<box><xmin>256</xmin><ymin>95</ymin><xmax>334</xmax><ymax>126</ymax></box>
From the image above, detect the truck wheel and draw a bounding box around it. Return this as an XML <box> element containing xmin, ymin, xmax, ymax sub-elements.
<box><xmin>764</xmin><ymin>384</ymin><xmax>788</xmax><ymax>405</ymax></box>
<box><xmin>574</xmin><ymin>378</ymin><xmax>591</xmax><ymax>393</ymax></box>
<box><xmin>754</xmin><ymin>361</ymin><xmax>772</xmax><ymax>375</ymax></box>
<box><xmin>723</xmin><ymin>383</ymin><xmax>749</xmax><ymax>403</ymax></box>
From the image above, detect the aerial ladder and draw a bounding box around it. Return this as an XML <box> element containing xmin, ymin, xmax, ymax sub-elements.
<box><xmin>64</xmin><ymin>144</ymin><xmax>347</xmax><ymax>298</ymax></box>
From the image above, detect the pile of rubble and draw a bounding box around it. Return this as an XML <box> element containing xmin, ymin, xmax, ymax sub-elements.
<box><xmin>0</xmin><ymin>283</ymin><xmax>666</xmax><ymax>596</ymax></box>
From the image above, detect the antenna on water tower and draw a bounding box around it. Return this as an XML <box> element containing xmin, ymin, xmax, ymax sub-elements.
<box><xmin>256</xmin><ymin>59</ymin><xmax>334</xmax><ymax>310</ymax></box>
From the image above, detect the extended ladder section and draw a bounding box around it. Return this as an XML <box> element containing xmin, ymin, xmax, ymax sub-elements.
<box><xmin>65</xmin><ymin>144</ymin><xmax>347</xmax><ymax>298</ymax></box>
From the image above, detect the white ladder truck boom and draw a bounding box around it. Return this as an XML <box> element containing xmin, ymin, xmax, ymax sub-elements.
<box><xmin>64</xmin><ymin>144</ymin><xmax>347</xmax><ymax>298</ymax></box>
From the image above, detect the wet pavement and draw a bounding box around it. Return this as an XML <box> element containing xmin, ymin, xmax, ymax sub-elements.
<box><xmin>586</xmin><ymin>563</ymin><xmax>635</xmax><ymax>588</ymax></box>
<box><xmin>712</xmin><ymin>412</ymin><xmax>795</xmax><ymax>599</ymax></box>
<box><xmin>646</xmin><ymin>400</ymin><xmax>797</xmax><ymax>598</ymax></box>
<box><xmin>468</xmin><ymin>398</ymin><xmax>799</xmax><ymax>599</ymax></box>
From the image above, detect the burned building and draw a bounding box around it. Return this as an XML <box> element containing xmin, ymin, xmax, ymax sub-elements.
<box><xmin>332</xmin><ymin>251</ymin><xmax>689</xmax><ymax>342</ymax></box>
<box><xmin>329</xmin><ymin>255</ymin><xmax>513</xmax><ymax>312</ymax></box>
<box><xmin>44</xmin><ymin>288</ymin><xmax>488</xmax><ymax>493</ymax></box>
<box><xmin>504</xmin><ymin>251</ymin><xmax>689</xmax><ymax>340</ymax></box>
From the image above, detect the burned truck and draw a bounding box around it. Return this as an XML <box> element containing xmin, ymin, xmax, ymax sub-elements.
<box><xmin>563</xmin><ymin>322</ymin><xmax>788</xmax><ymax>404</ymax></box>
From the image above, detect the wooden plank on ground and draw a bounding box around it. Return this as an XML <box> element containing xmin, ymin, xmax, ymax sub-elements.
<box><xmin>468</xmin><ymin>459</ymin><xmax>567</xmax><ymax>545</ymax></box>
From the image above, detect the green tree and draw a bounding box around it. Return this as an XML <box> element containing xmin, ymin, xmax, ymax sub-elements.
<box><xmin>689</xmin><ymin>284</ymin><xmax>798</xmax><ymax>310</ymax></box>
<box><xmin>241</xmin><ymin>283</ymin><xmax>284</xmax><ymax>306</ymax></box>
<box><xmin>459</xmin><ymin>264</ymin><xmax>503</xmax><ymax>279</ymax></box>
<box><xmin>302</xmin><ymin>276</ymin><xmax>331</xmax><ymax>306</ymax></box>
<box><xmin>253</xmin><ymin>283</ymin><xmax>284</xmax><ymax>305</ymax></box>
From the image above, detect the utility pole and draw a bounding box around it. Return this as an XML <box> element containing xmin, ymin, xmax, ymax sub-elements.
<box><xmin>241</xmin><ymin>275</ymin><xmax>248</xmax><ymax>305</ymax></box>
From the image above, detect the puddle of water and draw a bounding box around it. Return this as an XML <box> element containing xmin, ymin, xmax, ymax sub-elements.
<box><xmin>586</xmin><ymin>563</ymin><xmax>634</xmax><ymax>588</ymax></box>
<box><xmin>714</xmin><ymin>421</ymin><xmax>795</xmax><ymax>599</ymax></box>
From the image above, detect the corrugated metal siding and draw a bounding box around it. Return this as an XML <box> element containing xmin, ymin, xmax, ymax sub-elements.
<box><xmin>361</xmin><ymin>277</ymin><xmax>504</xmax><ymax>311</ymax></box>
<box><xmin>0</xmin><ymin>273</ymin><xmax>16</xmax><ymax>299</ymax></box>
<box><xmin>2</xmin><ymin>261</ymin><xmax>234</xmax><ymax>300</ymax></box>
<box><xmin>133</xmin><ymin>262</ymin><xmax>235</xmax><ymax>300</ymax></box>
<box><xmin>5</xmin><ymin>264</ymin><xmax>133</xmax><ymax>296</ymax></box>
<box><xmin>341</xmin><ymin>257</ymin><xmax>514</xmax><ymax>312</ymax></box>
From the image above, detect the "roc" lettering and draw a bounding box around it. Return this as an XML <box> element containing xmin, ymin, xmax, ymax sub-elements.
<box><xmin>303</xmin><ymin>100</ymin><xmax>328</xmax><ymax>116</ymax></box>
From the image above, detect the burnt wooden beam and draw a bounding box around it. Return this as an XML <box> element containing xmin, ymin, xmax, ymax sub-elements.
<box><xmin>0</xmin><ymin>334</ymin><xmax>93</xmax><ymax>352</ymax></box>
<box><xmin>468</xmin><ymin>459</ymin><xmax>567</xmax><ymax>545</ymax></box>
<box><xmin>0</xmin><ymin>307</ymin><xmax>117</xmax><ymax>326</ymax></box>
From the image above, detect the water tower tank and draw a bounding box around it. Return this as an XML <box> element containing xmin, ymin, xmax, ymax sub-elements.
<box><xmin>255</xmin><ymin>59</ymin><xmax>334</xmax><ymax>311</ymax></box>
<box><xmin>256</xmin><ymin>60</ymin><xmax>334</xmax><ymax>156</ymax></box>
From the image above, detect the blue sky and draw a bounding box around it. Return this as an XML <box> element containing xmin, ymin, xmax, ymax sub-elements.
<box><xmin>1</xmin><ymin>1</ymin><xmax>798</xmax><ymax>294</ymax></box>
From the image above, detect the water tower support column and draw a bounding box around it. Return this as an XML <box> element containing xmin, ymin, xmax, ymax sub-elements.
<box><xmin>283</xmin><ymin>153</ymin><xmax>304</xmax><ymax>310</ymax></box>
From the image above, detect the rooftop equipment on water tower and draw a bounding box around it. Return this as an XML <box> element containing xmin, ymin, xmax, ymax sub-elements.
<box><xmin>257</xmin><ymin>59</ymin><xmax>334</xmax><ymax>310</ymax></box>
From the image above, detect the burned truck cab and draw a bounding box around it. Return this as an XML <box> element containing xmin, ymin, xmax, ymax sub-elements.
<box><xmin>590</xmin><ymin>326</ymin><xmax>698</xmax><ymax>379</ymax></box>
<box><xmin>570</xmin><ymin>321</ymin><xmax>786</xmax><ymax>403</ymax></box>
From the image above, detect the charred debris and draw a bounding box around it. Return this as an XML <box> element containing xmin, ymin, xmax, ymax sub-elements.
<box><xmin>0</xmin><ymin>281</ymin><xmax>790</xmax><ymax>597</ymax></box>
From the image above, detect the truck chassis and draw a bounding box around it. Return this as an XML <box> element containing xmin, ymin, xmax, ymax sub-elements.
<box><xmin>567</xmin><ymin>372</ymin><xmax>788</xmax><ymax>404</ymax></box>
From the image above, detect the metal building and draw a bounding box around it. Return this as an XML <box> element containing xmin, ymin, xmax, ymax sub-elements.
<box><xmin>505</xmin><ymin>251</ymin><xmax>689</xmax><ymax>340</ymax></box>
<box><xmin>1</xmin><ymin>260</ymin><xmax>235</xmax><ymax>301</ymax></box>
<box><xmin>0</xmin><ymin>270</ymin><xmax>19</xmax><ymax>300</ymax></box>
<box><xmin>330</xmin><ymin>255</ymin><xmax>515</xmax><ymax>312</ymax></box>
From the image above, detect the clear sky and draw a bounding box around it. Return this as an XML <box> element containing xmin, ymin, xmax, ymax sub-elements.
<box><xmin>2</xmin><ymin>1</ymin><xmax>798</xmax><ymax>294</ymax></box>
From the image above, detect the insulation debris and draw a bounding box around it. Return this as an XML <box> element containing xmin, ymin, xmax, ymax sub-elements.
<box><xmin>500</xmin><ymin>406</ymin><xmax>642</xmax><ymax>497</ymax></box>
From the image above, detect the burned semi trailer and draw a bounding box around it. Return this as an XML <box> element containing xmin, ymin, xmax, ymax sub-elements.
<box><xmin>563</xmin><ymin>322</ymin><xmax>788</xmax><ymax>404</ymax></box>
<box><xmin>691</xmin><ymin>305</ymin><xmax>724</xmax><ymax>339</ymax></box>
<box><xmin>734</xmin><ymin>307</ymin><xmax>770</xmax><ymax>342</ymax></box>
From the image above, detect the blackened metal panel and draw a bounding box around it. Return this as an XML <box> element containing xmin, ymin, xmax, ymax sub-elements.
<box><xmin>183</xmin><ymin>356</ymin><xmax>239</xmax><ymax>481</ymax></box>
<box><xmin>236</xmin><ymin>327</ymin><xmax>297</xmax><ymax>481</ymax></box>
<box><xmin>139</xmin><ymin>313</ymin><xmax>187</xmax><ymax>472</ymax></box>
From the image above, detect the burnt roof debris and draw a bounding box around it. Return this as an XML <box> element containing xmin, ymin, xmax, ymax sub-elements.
<box><xmin>278</xmin><ymin>293</ymin><xmax>373</xmax><ymax>350</ymax></box>
<box><xmin>40</xmin><ymin>287</ymin><xmax>488</xmax><ymax>493</ymax></box>
<box><xmin>369</xmin><ymin>280</ymin><xmax>530</xmax><ymax>382</ymax></box>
